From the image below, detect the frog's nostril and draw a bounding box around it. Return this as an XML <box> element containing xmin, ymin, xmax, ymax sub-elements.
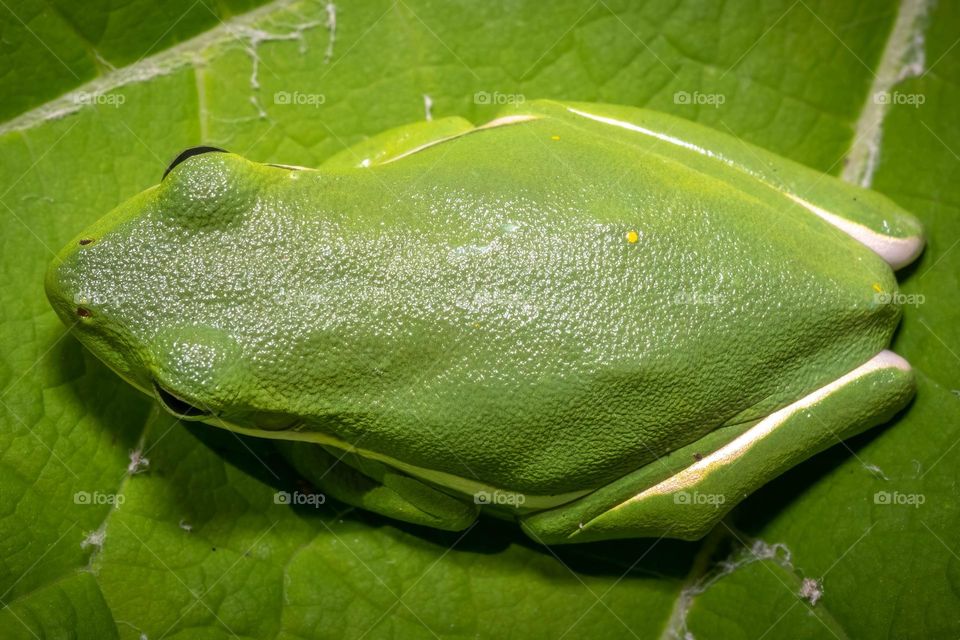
<box><xmin>153</xmin><ymin>381</ymin><xmax>211</xmax><ymax>419</ymax></box>
<box><xmin>76</xmin><ymin>307</ymin><xmax>92</xmax><ymax>318</ymax></box>
<box><xmin>78</xmin><ymin>238</ymin><xmax>94</xmax><ymax>246</ymax></box>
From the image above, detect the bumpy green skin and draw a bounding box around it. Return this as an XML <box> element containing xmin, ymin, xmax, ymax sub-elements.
<box><xmin>46</xmin><ymin>100</ymin><xmax>923</xmax><ymax>542</ymax></box>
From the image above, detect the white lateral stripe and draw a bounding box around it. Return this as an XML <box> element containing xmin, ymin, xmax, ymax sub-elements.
<box><xmin>382</xmin><ymin>114</ymin><xmax>540</xmax><ymax>165</ymax></box>
<box><xmin>785</xmin><ymin>193</ymin><xmax>923</xmax><ymax>270</ymax></box>
<box><xmin>195</xmin><ymin>411</ymin><xmax>588</xmax><ymax>510</ymax></box>
<box><xmin>621</xmin><ymin>350</ymin><xmax>910</xmax><ymax>505</ymax></box>
<box><xmin>566</xmin><ymin>107</ymin><xmax>922</xmax><ymax>269</ymax></box>
<box><xmin>268</xmin><ymin>163</ymin><xmax>315</xmax><ymax>171</ymax></box>
<box><xmin>567</xmin><ymin>107</ymin><xmax>725</xmax><ymax>161</ymax></box>
<box><xmin>480</xmin><ymin>114</ymin><xmax>541</xmax><ymax>128</ymax></box>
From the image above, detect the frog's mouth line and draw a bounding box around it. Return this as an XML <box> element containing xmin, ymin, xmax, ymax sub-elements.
<box><xmin>153</xmin><ymin>381</ymin><xmax>212</xmax><ymax>419</ymax></box>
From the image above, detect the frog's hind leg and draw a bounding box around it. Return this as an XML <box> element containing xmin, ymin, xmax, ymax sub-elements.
<box><xmin>275</xmin><ymin>441</ymin><xmax>479</xmax><ymax>531</ymax></box>
<box><xmin>521</xmin><ymin>350</ymin><xmax>915</xmax><ymax>544</ymax></box>
<box><xmin>554</xmin><ymin>100</ymin><xmax>925</xmax><ymax>269</ymax></box>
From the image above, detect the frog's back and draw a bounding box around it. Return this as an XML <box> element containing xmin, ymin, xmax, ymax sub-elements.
<box><xmin>236</xmin><ymin>102</ymin><xmax>903</xmax><ymax>496</ymax></box>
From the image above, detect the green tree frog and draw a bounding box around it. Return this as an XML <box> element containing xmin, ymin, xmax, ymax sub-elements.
<box><xmin>46</xmin><ymin>100</ymin><xmax>924</xmax><ymax>542</ymax></box>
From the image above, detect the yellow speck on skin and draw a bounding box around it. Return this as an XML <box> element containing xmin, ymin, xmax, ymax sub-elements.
<box><xmin>551</xmin><ymin>135</ymin><xmax>561</xmax><ymax>141</ymax></box>
<box><xmin>872</xmin><ymin>282</ymin><xmax>883</xmax><ymax>293</ymax></box>
<box><xmin>626</xmin><ymin>230</ymin><xmax>639</xmax><ymax>244</ymax></box>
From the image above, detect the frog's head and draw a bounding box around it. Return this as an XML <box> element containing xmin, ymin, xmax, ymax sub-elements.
<box><xmin>45</xmin><ymin>147</ymin><xmax>293</xmax><ymax>424</ymax></box>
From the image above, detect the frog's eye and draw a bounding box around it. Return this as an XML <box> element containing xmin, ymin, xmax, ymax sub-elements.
<box><xmin>162</xmin><ymin>146</ymin><xmax>228</xmax><ymax>180</ymax></box>
<box><xmin>153</xmin><ymin>381</ymin><xmax>212</xmax><ymax>419</ymax></box>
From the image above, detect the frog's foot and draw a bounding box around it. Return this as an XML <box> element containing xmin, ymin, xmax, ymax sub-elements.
<box><xmin>521</xmin><ymin>350</ymin><xmax>915</xmax><ymax>544</ymax></box>
<box><xmin>275</xmin><ymin>441</ymin><xmax>479</xmax><ymax>531</ymax></box>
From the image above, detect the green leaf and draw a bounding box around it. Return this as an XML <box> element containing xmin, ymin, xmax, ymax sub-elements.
<box><xmin>0</xmin><ymin>0</ymin><xmax>272</xmax><ymax>121</ymax></box>
<box><xmin>0</xmin><ymin>0</ymin><xmax>956</xmax><ymax>638</ymax></box>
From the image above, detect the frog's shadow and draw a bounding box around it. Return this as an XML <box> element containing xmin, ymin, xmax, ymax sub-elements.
<box><xmin>181</xmin><ymin>395</ymin><xmax>916</xmax><ymax>581</ymax></box>
<box><xmin>185</xmin><ymin>420</ymin><xmax>701</xmax><ymax>581</ymax></box>
<box><xmin>339</xmin><ymin>406</ymin><xmax>908</xmax><ymax>579</ymax></box>
<box><xmin>60</xmin><ymin>348</ymin><xmax>694</xmax><ymax>579</ymax></box>
<box><xmin>57</xmin><ymin>336</ymin><xmax>150</xmax><ymax>452</ymax></box>
<box><xmin>736</xmin><ymin>396</ymin><xmax>915</xmax><ymax>533</ymax></box>
<box><xmin>68</xmin><ymin>341</ymin><xmax>909</xmax><ymax>583</ymax></box>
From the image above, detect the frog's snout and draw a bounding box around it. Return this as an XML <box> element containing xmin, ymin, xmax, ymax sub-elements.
<box><xmin>44</xmin><ymin>240</ymin><xmax>88</xmax><ymax>328</ymax></box>
<box><xmin>44</xmin><ymin>239</ymin><xmax>153</xmax><ymax>394</ymax></box>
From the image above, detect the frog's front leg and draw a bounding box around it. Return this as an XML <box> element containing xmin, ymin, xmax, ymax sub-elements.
<box><xmin>275</xmin><ymin>441</ymin><xmax>479</xmax><ymax>531</ymax></box>
<box><xmin>521</xmin><ymin>351</ymin><xmax>915</xmax><ymax>544</ymax></box>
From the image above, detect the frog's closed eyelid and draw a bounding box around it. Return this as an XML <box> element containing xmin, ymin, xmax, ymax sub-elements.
<box><xmin>162</xmin><ymin>146</ymin><xmax>229</xmax><ymax>180</ymax></box>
